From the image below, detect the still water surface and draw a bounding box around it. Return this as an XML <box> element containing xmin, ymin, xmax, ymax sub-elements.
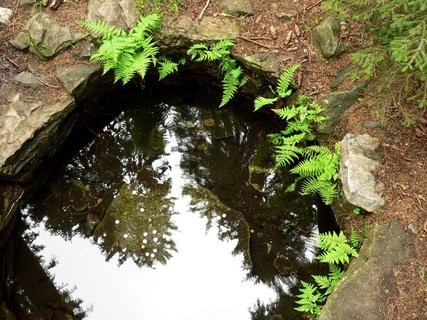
<box><xmin>20</xmin><ymin>102</ymin><xmax>331</xmax><ymax>319</ymax></box>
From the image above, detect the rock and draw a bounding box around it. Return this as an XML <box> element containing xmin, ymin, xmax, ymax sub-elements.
<box><xmin>9</xmin><ymin>31</ymin><xmax>29</xmax><ymax>50</ymax></box>
<box><xmin>87</xmin><ymin>0</ymin><xmax>139</xmax><ymax>31</ymax></box>
<box><xmin>24</xmin><ymin>12</ymin><xmax>80</xmax><ymax>59</ymax></box>
<box><xmin>18</xmin><ymin>0</ymin><xmax>37</xmax><ymax>7</ymax></box>
<box><xmin>362</xmin><ymin>120</ymin><xmax>384</xmax><ymax>129</ymax></box>
<box><xmin>221</xmin><ymin>0</ymin><xmax>254</xmax><ymax>16</ymax></box>
<box><xmin>235</xmin><ymin>52</ymin><xmax>292</xmax><ymax>83</ymax></box>
<box><xmin>407</xmin><ymin>223</ymin><xmax>418</xmax><ymax>235</ymax></box>
<box><xmin>14</xmin><ymin>71</ymin><xmax>43</xmax><ymax>88</ymax></box>
<box><xmin>56</xmin><ymin>63</ymin><xmax>104</xmax><ymax>99</ymax></box>
<box><xmin>317</xmin><ymin>83</ymin><xmax>367</xmax><ymax>134</ymax></box>
<box><xmin>0</xmin><ymin>7</ymin><xmax>13</xmax><ymax>25</ymax></box>
<box><xmin>320</xmin><ymin>221</ymin><xmax>414</xmax><ymax>320</ymax></box>
<box><xmin>76</xmin><ymin>41</ymin><xmax>98</xmax><ymax>60</ymax></box>
<box><xmin>339</xmin><ymin>133</ymin><xmax>385</xmax><ymax>212</ymax></box>
<box><xmin>312</xmin><ymin>16</ymin><xmax>340</xmax><ymax>59</ymax></box>
<box><xmin>330</xmin><ymin>65</ymin><xmax>354</xmax><ymax>90</ymax></box>
<box><xmin>269</xmin><ymin>25</ymin><xmax>278</xmax><ymax>39</ymax></box>
<box><xmin>275</xmin><ymin>12</ymin><xmax>296</xmax><ymax>21</ymax></box>
<box><xmin>156</xmin><ymin>16</ymin><xmax>240</xmax><ymax>49</ymax></box>
<box><xmin>0</xmin><ymin>95</ymin><xmax>76</xmax><ymax>181</ymax></box>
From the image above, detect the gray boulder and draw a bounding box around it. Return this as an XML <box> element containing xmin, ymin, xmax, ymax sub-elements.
<box><xmin>312</xmin><ymin>16</ymin><xmax>340</xmax><ymax>59</ymax></box>
<box><xmin>14</xmin><ymin>71</ymin><xmax>47</xmax><ymax>88</ymax></box>
<box><xmin>320</xmin><ymin>221</ymin><xmax>413</xmax><ymax>320</ymax></box>
<box><xmin>339</xmin><ymin>133</ymin><xmax>385</xmax><ymax>212</ymax></box>
<box><xmin>236</xmin><ymin>52</ymin><xmax>292</xmax><ymax>83</ymax></box>
<box><xmin>317</xmin><ymin>83</ymin><xmax>366</xmax><ymax>134</ymax></box>
<box><xmin>87</xmin><ymin>0</ymin><xmax>139</xmax><ymax>31</ymax></box>
<box><xmin>0</xmin><ymin>7</ymin><xmax>13</xmax><ymax>25</ymax></box>
<box><xmin>221</xmin><ymin>0</ymin><xmax>254</xmax><ymax>16</ymax></box>
<box><xmin>0</xmin><ymin>94</ymin><xmax>76</xmax><ymax>181</ymax></box>
<box><xmin>23</xmin><ymin>12</ymin><xmax>81</xmax><ymax>59</ymax></box>
<box><xmin>156</xmin><ymin>16</ymin><xmax>240</xmax><ymax>49</ymax></box>
<box><xmin>56</xmin><ymin>63</ymin><xmax>104</xmax><ymax>99</ymax></box>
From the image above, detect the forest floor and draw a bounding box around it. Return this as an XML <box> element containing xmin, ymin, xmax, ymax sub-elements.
<box><xmin>0</xmin><ymin>0</ymin><xmax>426</xmax><ymax>318</ymax></box>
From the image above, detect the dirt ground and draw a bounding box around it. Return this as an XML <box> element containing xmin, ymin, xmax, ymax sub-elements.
<box><xmin>0</xmin><ymin>0</ymin><xmax>426</xmax><ymax>318</ymax></box>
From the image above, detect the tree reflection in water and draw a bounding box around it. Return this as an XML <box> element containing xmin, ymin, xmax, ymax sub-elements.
<box><xmin>24</xmin><ymin>101</ymin><xmax>333</xmax><ymax>319</ymax></box>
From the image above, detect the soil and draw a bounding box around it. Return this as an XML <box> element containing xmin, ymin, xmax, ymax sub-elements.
<box><xmin>0</xmin><ymin>0</ymin><xmax>426</xmax><ymax>319</ymax></box>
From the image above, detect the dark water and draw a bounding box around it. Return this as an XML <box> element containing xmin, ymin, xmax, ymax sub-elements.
<box><xmin>9</xmin><ymin>100</ymin><xmax>336</xmax><ymax>319</ymax></box>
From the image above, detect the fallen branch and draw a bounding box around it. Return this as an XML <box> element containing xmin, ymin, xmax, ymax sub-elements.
<box><xmin>27</xmin><ymin>63</ymin><xmax>62</xmax><ymax>89</ymax></box>
<box><xmin>306</xmin><ymin>0</ymin><xmax>323</xmax><ymax>11</ymax></box>
<box><xmin>238</xmin><ymin>36</ymin><xmax>275</xmax><ymax>49</ymax></box>
<box><xmin>198</xmin><ymin>0</ymin><xmax>211</xmax><ymax>21</ymax></box>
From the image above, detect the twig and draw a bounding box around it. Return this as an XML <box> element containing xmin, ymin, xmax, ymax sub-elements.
<box><xmin>238</xmin><ymin>36</ymin><xmax>274</xmax><ymax>49</ymax></box>
<box><xmin>27</xmin><ymin>63</ymin><xmax>62</xmax><ymax>89</ymax></box>
<box><xmin>306</xmin><ymin>0</ymin><xmax>323</xmax><ymax>11</ymax></box>
<box><xmin>6</xmin><ymin>56</ymin><xmax>22</xmax><ymax>69</ymax></box>
<box><xmin>198</xmin><ymin>0</ymin><xmax>211</xmax><ymax>21</ymax></box>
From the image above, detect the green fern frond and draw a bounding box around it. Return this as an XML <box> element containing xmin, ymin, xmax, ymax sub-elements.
<box><xmin>219</xmin><ymin>67</ymin><xmax>242</xmax><ymax>107</ymax></box>
<box><xmin>272</xmin><ymin>106</ymin><xmax>299</xmax><ymax>121</ymax></box>
<box><xmin>275</xmin><ymin>144</ymin><xmax>304</xmax><ymax>167</ymax></box>
<box><xmin>254</xmin><ymin>96</ymin><xmax>278</xmax><ymax>111</ymax></box>
<box><xmin>294</xmin><ymin>281</ymin><xmax>322</xmax><ymax>316</ymax></box>
<box><xmin>131</xmin><ymin>51</ymin><xmax>152</xmax><ymax>80</ymax></box>
<box><xmin>312</xmin><ymin>275</ymin><xmax>331</xmax><ymax>290</ymax></box>
<box><xmin>131</xmin><ymin>13</ymin><xmax>162</xmax><ymax>38</ymax></box>
<box><xmin>316</xmin><ymin>231</ymin><xmax>358</xmax><ymax>265</ymax></box>
<box><xmin>187</xmin><ymin>44</ymin><xmax>209</xmax><ymax>61</ymax></box>
<box><xmin>350</xmin><ymin>230</ymin><xmax>363</xmax><ymax>250</ymax></box>
<box><xmin>157</xmin><ymin>57</ymin><xmax>179</xmax><ymax>80</ymax></box>
<box><xmin>78</xmin><ymin>19</ymin><xmax>124</xmax><ymax>39</ymax></box>
<box><xmin>276</xmin><ymin>64</ymin><xmax>299</xmax><ymax>98</ymax></box>
<box><xmin>113</xmin><ymin>52</ymin><xmax>135</xmax><ymax>84</ymax></box>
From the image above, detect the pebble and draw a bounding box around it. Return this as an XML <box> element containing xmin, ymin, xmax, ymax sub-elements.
<box><xmin>269</xmin><ymin>26</ymin><xmax>278</xmax><ymax>39</ymax></box>
<box><xmin>407</xmin><ymin>224</ymin><xmax>418</xmax><ymax>235</ymax></box>
<box><xmin>275</xmin><ymin>12</ymin><xmax>296</xmax><ymax>21</ymax></box>
<box><xmin>0</xmin><ymin>7</ymin><xmax>13</xmax><ymax>25</ymax></box>
<box><xmin>255</xmin><ymin>15</ymin><xmax>262</xmax><ymax>24</ymax></box>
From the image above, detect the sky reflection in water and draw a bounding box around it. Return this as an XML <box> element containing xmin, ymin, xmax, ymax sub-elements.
<box><xmin>26</xmin><ymin>104</ymin><xmax>325</xmax><ymax>319</ymax></box>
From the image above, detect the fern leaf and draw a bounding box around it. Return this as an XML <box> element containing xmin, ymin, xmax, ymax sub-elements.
<box><xmin>219</xmin><ymin>67</ymin><xmax>242</xmax><ymax>107</ymax></box>
<box><xmin>294</xmin><ymin>281</ymin><xmax>322</xmax><ymax>316</ymax></box>
<box><xmin>272</xmin><ymin>106</ymin><xmax>299</xmax><ymax>121</ymax></box>
<box><xmin>316</xmin><ymin>231</ymin><xmax>358</xmax><ymax>265</ymax></box>
<box><xmin>78</xmin><ymin>19</ymin><xmax>124</xmax><ymax>39</ymax></box>
<box><xmin>254</xmin><ymin>96</ymin><xmax>278</xmax><ymax>111</ymax></box>
<box><xmin>275</xmin><ymin>144</ymin><xmax>304</xmax><ymax>167</ymax></box>
<box><xmin>131</xmin><ymin>50</ymin><xmax>152</xmax><ymax>79</ymax></box>
<box><xmin>312</xmin><ymin>275</ymin><xmax>331</xmax><ymax>290</ymax></box>
<box><xmin>113</xmin><ymin>52</ymin><xmax>135</xmax><ymax>84</ymax></box>
<box><xmin>187</xmin><ymin>44</ymin><xmax>209</xmax><ymax>61</ymax></box>
<box><xmin>350</xmin><ymin>230</ymin><xmax>363</xmax><ymax>249</ymax></box>
<box><xmin>157</xmin><ymin>57</ymin><xmax>179</xmax><ymax>80</ymax></box>
<box><xmin>276</xmin><ymin>64</ymin><xmax>299</xmax><ymax>97</ymax></box>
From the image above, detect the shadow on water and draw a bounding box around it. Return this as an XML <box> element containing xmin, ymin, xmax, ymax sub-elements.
<box><xmin>1</xmin><ymin>78</ymin><xmax>338</xmax><ymax>320</ymax></box>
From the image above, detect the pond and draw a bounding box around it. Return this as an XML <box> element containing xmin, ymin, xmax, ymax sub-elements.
<box><xmin>6</xmin><ymin>88</ymin><xmax>337</xmax><ymax>319</ymax></box>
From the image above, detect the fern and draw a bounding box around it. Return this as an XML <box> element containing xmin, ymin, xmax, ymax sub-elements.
<box><xmin>295</xmin><ymin>281</ymin><xmax>322</xmax><ymax>317</ymax></box>
<box><xmin>295</xmin><ymin>231</ymin><xmax>358</xmax><ymax>318</ymax></box>
<box><xmin>188</xmin><ymin>39</ymin><xmax>246</xmax><ymax>107</ymax></box>
<box><xmin>350</xmin><ymin>230</ymin><xmax>363</xmax><ymax>250</ymax></box>
<box><xmin>254</xmin><ymin>96</ymin><xmax>278</xmax><ymax>111</ymax></box>
<box><xmin>81</xmin><ymin>14</ymin><xmax>162</xmax><ymax>84</ymax></box>
<box><xmin>276</xmin><ymin>64</ymin><xmax>299</xmax><ymax>98</ymax></box>
<box><xmin>157</xmin><ymin>57</ymin><xmax>179</xmax><ymax>80</ymax></box>
<box><xmin>316</xmin><ymin>231</ymin><xmax>359</xmax><ymax>265</ymax></box>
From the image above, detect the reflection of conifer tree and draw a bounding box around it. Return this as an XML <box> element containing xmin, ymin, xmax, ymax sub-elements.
<box><xmin>93</xmin><ymin>178</ymin><xmax>177</xmax><ymax>268</ymax></box>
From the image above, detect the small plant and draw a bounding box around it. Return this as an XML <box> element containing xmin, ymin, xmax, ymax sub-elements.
<box><xmin>295</xmin><ymin>231</ymin><xmax>359</xmax><ymax>318</ymax></box>
<box><xmin>353</xmin><ymin>207</ymin><xmax>361</xmax><ymax>215</ymax></box>
<box><xmin>323</xmin><ymin>0</ymin><xmax>427</xmax><ymax>110</ymax></box>
<box><xmin>80</xmin><ymin>14</ymin><xmax>181</xmax><ymax>84</ymax></box>
<box><xmin>187</xmin><ymin>39</ymin><xmax>248</xmax><ymax>107</ymax></box>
